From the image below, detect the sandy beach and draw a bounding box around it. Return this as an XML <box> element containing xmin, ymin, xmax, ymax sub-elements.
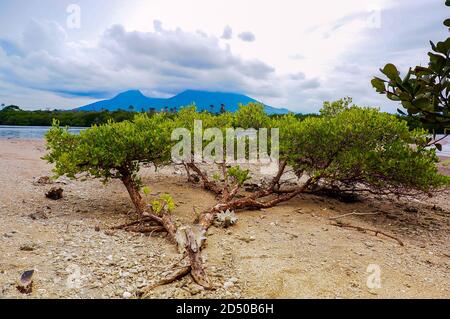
<box><xmin>0</xmin><ymin>139</ymin><xmax>449</xmax><ymax>298</ymax></box>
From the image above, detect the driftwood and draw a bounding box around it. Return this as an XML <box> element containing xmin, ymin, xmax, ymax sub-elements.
<box><xmin>331</xmin><ymin>221</ymin><xmax>404</xmax><ymax>246</ymax></box>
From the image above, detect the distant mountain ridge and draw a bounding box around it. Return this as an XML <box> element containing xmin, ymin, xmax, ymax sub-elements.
<box><xmin>74</xmin><ymin>90</ymin><xmax>290</xmax><ymax>115</ymax></box>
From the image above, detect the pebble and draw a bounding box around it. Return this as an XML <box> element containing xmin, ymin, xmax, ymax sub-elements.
<box><xmin>364</xmin><ymin>241</ymin><xmax>375</xmax><ymax>248</ymax></box>
<box><xmin>223</xmin><ymin>281</ymin><xmax>234</xmax><ymax>289</ymax></box>
<box><xmin>123</xmin><ymin>291</ymin><xmax>132</xmax><ymax>299</ymax></box>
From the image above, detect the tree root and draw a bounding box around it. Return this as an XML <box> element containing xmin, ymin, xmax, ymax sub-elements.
<box><xmin>111</xmin><ymin>217</ymin><xmax>156</xmax><ymax>230</ymax></box>
<box><xmin>187</xmin><ymin>163</ymin><xmax>222</xmax><ymax>195</ymax></box>
<box><xmin>331</xmin><ymin>221</ymin><xmax>405</xmax><ymax>246</ymax></box>
<box><xmin>138</xmin><ymin>266</ymin><xmax>191</xmax><ymax>298</ymax></box>
<box><xmin>329</xmin><ymin>212</ymin><xmax>381</xmax><ymax>220</ymax></box>
<box><xmin>123</xmin><ymin>225</ymin><xmax>167</xmax><ymax>234</ymax></box>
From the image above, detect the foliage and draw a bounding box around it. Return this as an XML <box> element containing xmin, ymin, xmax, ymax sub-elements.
<box><xmin>212</xmin><ymin>173</ymin><xmax>221</xmax><ymax>181</ymax></box>
<box><xmin>45</xmin><ymin>101</ymin><xmax>448</xmax><ymax>203</ymax></box>
<box><xmin>0</xmin><ymin>106</ymin><xmax>138</xmax><ymax>127</ymax></box>
<box><xmin>276</xmin><ymin>105</ymin><xmax>449</xmax><ymax>195</ymax></box>
<box><xmin>44</xmin><ymin>113</ymin><xmax>174</xmax><ymax>185</ymax></box>
<box><xmin>227</xmin><ymin>166</ymin><xmax>251</xmax><ymax>186</ymax></box>
<box><xmin>233</xmin><ymin>102</ymin><xmax>270</xmax><ymax>129</ymax></box>
<box><xmin>151</xmin><ymin>194</ymin><xmax>175</xmax><ymax>214</ymax></box>
<box><xmin>372</xmin><ymin>1</ymin><xmax>450</xmax><ymax>130</ymax></box>
<box><xmin>142</xmin><ymin>186</ymin><xmax>151</xmax><ymax>195</ymax></box>
<box><xmin>320</xmin><ymin>97</ymin><xmax>354</xmax><ymax>117</ymax></box>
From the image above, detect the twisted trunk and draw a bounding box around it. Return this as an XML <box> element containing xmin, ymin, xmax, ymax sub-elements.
<box><xmin>119</xmin><ymin>168</ymin><xmax>210</xmax><ymax>289</ymax></box>
<box><xmin>120</xmin><ymin>169</ymin><xmax>146</xmax><ymax>216</ymax></box>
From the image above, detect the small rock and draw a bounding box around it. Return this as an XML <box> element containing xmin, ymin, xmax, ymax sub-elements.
<box><xmin>404</xmin><ymin>206</ymin><xmax>418</xmax><ymax>213</ymax></box>
<box><xmin>238</xmin><ymin>236</ymin><xmax>255</xmax><ymax>243</ymax></box>
<box><xmin>34</xmin><ymin>176</ymin><xmax>53</xmax><ymax>185</ymax></box>
<box><xmin>20</xmin><ymin>242</ymin><xmax>39</xmax><ymax>252</ymax></box>
<box><xmin>364</xmin><ymin>241</ymin><xmax>375</xmax><ymax>248</ymax></box>
<box><xmin>123</xmin><ymin>291</ymin><xmax>132</xmax><ymax>299</ymax></box>
<box><xmin>45</xmin><ymin>187</ymin><xmax>63</xmax><ymax>200</ymax></box>
<box><xmin>29</xmin><ymin>211</ymin><xmax>48</xmax><ymax>220</ymax></box>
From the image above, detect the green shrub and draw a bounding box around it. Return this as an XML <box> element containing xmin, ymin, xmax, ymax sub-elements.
<box><xmin>44</xmin><ymin>113</ymin><xmax>175</xmax><ymax>214</ymax></box>
<box><xmin>276</xmin><ymin>106</ymin><xmax>449</xmax><ymax>195</ymax></box>
<box><xmin>233</xmin><ymin>102</ymin><xmax>270</xmax><ymax>129</ymax></box>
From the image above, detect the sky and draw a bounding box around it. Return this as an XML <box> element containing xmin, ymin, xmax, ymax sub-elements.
<box><xmin>0</xmin><ymin>0</ymin><xmax>448</xmax><ymax>113</ymax></box>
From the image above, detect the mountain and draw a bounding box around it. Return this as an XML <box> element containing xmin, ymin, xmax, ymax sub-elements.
<box><xmin>74</xmin><ymin>90</ymin><xmax>290</xmax><ymax>115</ymax></box>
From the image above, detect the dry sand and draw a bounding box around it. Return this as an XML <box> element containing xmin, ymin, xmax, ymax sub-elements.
<box><xmin>0</xmin><ymin>139</ymin><xmax>449</xmax><ymax>299</ymax></box>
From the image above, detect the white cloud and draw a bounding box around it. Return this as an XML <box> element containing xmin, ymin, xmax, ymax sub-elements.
<box><xmin>221</xmin><ymin>25</ymin><xmax>233</xmax><ymax>40</ymax></box>
<box><xmin>0</xmin><ymin>0</ymin><xmax>447</xmax><ymax>113</ymax></box>
<box><xmin>238</xmin><ymin>31</ymin><xmax>255</xmax><ymax>42</ymax></box>
<box><xmin>0</xmin><ymin>19</ymin><xmax>317</xmax><ymax>109</ymax></box>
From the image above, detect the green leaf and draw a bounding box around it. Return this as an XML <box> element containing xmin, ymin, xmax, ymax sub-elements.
<box><xmin>142</xmin><ymin>186</ymin><xmax>151</xmax><ymax>195</ymax></box>
<box><xmin>436</xmin><ymin>40</ymin><xmax>450</xmax><ymax>55</ymax></box>
<box><xmin>371</xmin><ymin>78</ymin><xmax>386</xmax><ymax>93</ymax></box>
<box><xmin>435</xmin><ymin>143</ymin><xmax>443</xmax><ymax>152</ymax></box>
<box><xmin>414</xmin><ymin>66</ymin><xmax>433</xmax><ymax>76</ymax></box>
<box><xmin>430</xmin><ymin>41</ymin><xmax>437</xmax><ymax>52</ymax></box>
<box><xmin>412</xmin><ymin>97</ymin><xmax>431</xmax><ymax>109</ymax></box>
<box><xmin>445</xmin><ymin>19</ymin><xmax>450</xmax><ymax>27</ymax></box>
<box><xmin>381</xmin><ymin>63</ymin><xmax>400</xmax><ymax>81</ymax></box>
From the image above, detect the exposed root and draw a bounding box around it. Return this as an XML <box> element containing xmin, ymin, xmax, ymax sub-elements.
<box><xmin>183</xmin><ymin>227</ymin><xmax>212</xmax><ymax>289</ymax></box>
<box><xmin>123</xmin><ymin>225</ymin><xmax>166</xmax><ymax>234</ymax></box>
<box><xmin>331</xmin><ymin>221</ymin><xmax>405</xmax><ymax>246</ymax></box>
<box><xmin>111</xmin><ymin>217</ymin><xmax>156</xmax><ymax>230</ymax></box>
<box><xmin>329</xmin><ymin>212</ymin><xmax>381</xmax><ymax>220</ymax></box>
<box><xmin>138</xmin><ymin>266</ymin><xmax>191</xmax><ymax>298</ymax></box>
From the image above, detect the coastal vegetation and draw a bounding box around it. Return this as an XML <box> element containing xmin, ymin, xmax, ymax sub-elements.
<box><xmin>0</xmin><ymin>106</ymin><xmax>136</xmax><ymax>127</ymax></box>
<box><xmin>44</xmin><ymin>101</ymin><xmax>449</xmax><ymax>293</ymax></box>
<box><xmin>0</xmin><ymin>103</ymin><xmax>445</xmax><ymax>135</ymax></box>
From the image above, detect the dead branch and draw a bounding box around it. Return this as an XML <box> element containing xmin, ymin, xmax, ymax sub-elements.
<box><xmin>331</xmin><ymin>221</ymin><xmax>405</xmax><ymax>246</ymax></box>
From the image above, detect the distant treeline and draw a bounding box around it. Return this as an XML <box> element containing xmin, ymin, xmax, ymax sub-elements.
<box><xmin>0</xmin><ymin>105</ymin><xmax>317</xmax><ymax>127</ymax></box>
<box><xmin>0</xmin><ymin>105</ymin><xmax>444</xmax><ymax>133</ymax></box>
<box><xmin>0</xmin><ymin>105</ymin><xmax>138</xmax><ymax>127</ymax></box>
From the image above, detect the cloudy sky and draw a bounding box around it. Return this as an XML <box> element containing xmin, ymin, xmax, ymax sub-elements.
<box><xmin>0</xmin><ymin>0</ymin><xmax>448</xmax><ymax>113</ymax></box>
